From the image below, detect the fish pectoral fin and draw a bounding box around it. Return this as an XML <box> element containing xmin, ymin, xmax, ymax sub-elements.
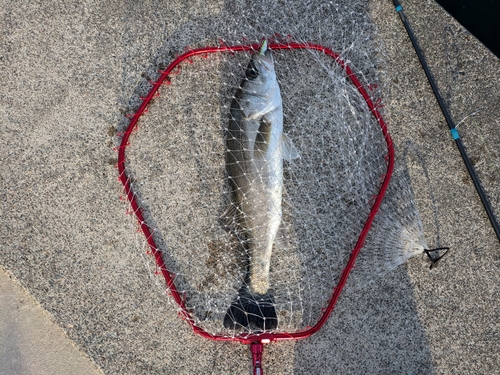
<box><xmin>273</xmin><ymin>222</ymin><xmax>290</xmax><ymax>251</ymax></box>
<box><xmin>281</xmin><ymin>133</ymin><xmax>300</xmax><ymax>160</ymax></box>
<box><xmin>254</xmin><ymin>117</ymin><xmax>272</xmax><ymax>157</ymax></box>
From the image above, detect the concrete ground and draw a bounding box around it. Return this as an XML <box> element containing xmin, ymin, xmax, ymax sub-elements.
<box><xmin>1</xmin><ymin>0</ymin><xmax>499</xmax><ymax>374</ymax></box>
<box><xmin>0</xmin><ymin>268</ymin><xmax>103</xmax><ymax>375</ymax></box>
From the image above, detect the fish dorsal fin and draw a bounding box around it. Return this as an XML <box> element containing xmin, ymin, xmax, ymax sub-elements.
<box><xmin>254</xmin><ymin>117</ymin><xmax>272</xmax><ymax>157</ymax></box>
<box><xmin>281</xmin><ymin>133</ymin><xmax>300</xmax><ymax>160</ymax></box>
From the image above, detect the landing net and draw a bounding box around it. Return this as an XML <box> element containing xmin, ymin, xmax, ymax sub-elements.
<box><xmin>116</xmin><ymin>37</ymin><xmax>405</xmax><ymax>343</ymax></box>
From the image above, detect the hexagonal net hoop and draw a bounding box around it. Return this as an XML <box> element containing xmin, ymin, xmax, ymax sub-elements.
<box><xmin>116</xmin><ymin>40</ymin><xmax>395</xmax><ymax>344</ymax></box>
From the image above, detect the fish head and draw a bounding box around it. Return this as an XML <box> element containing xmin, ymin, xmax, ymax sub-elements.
<box><xmin>241</xmin><ymin>48</ymin><xmax>277</xmax><ymax>97</ymax></box>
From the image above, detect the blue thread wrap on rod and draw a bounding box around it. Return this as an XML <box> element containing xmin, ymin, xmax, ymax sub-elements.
<box><xmin>450</xmin><ymin>128</ymin><xmax>460</xmax><ymax>140</ymax></box>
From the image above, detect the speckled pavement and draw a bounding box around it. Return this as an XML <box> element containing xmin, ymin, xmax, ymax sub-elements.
<box><xmin>0</xmin><ymin>268</ymin><xmax>103</xmax><ymax>375</ymax></box>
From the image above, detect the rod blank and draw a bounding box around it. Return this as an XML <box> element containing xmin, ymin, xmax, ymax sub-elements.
<box><xmin>392</xmin><ymin>0</ymin><xmax>500</xmax><ymax>244</ymax></box>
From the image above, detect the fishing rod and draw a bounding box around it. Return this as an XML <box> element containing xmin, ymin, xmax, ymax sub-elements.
<box><xmin>392</xmin><ymin>0</ymin><xmax>500</xmax><ymax>244</ymax></box>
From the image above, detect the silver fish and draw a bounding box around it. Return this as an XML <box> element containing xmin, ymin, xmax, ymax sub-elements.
<box><xmin>223</xmin><ymin>41</ymin><xmax>299</xmax><ymax>330</ymax></box>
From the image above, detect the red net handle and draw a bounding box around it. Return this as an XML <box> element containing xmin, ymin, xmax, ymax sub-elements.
<box><xmin>116</xmin><ymin>41</ymin><xmax>395</xmax><ymax>345</ymax></box>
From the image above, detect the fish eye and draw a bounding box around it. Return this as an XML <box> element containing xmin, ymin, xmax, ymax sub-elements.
<box><xmin>245</xmin><ymin>60</ymin><xmax>259</xmax><ymax>80</ymax></box>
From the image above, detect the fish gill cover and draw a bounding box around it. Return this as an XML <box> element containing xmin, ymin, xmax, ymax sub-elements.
<box><xmin>116</xmin><ymin>0</ymin><xmax>429</xmax><ymax>362</ymax></box>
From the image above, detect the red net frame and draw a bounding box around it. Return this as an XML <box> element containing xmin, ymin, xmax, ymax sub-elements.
<box><xmin>116</xmin><ymin>40</ymin><xmax>394</xmax><ymax>367</ymax></box>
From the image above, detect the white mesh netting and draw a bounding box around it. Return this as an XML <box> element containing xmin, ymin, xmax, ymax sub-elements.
<box><xmin>118</xmin><ymin>2</ymin><xmax>428</xmax><ymax>338</ymax></box>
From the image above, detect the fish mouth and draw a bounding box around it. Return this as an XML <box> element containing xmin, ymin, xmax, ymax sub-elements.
<box><xmin>256</xmin><ymin>52</ymin><xmax>274</xmax><ymax>71</ymax></box>
<box><xmin>256</xmin><ymin>39</ymin><xmax>274</xmax><ymax>70</ymax></box>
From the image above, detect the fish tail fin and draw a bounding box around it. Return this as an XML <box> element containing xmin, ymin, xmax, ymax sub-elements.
<box><xmin>223</xmin><ymin>288</ymin><xmax>278</xmax><ymax>330</ymax></box>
